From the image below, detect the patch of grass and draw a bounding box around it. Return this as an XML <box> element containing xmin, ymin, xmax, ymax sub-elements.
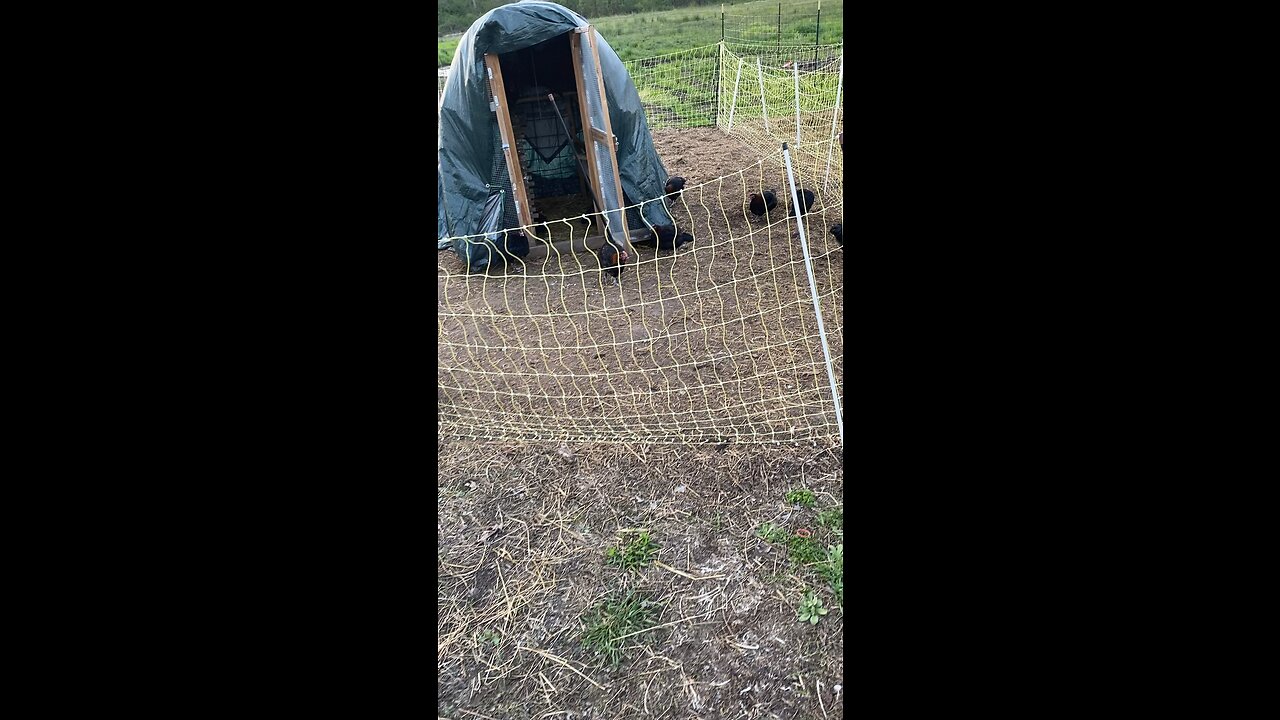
<box><xmin>580</xmin><ymin>590</ymin><xmax>661</xmax><ymax>667</ymax></box>
<box><xmin>815</xmin><ymin>543</ymin><xmax>843</xmax><ymax>605</ymax></box>
<box><xmin>817</xmin><ymin>508</ymin><xmax>842</xmax><ymax>533</ymax></box>
<box><xmin>785</xmin><ymin>487</ymin><xmax>816</xmax><ymax>507</ymax></box>
<box><xmin>605</xmin><ymin>530</ymin><xmax>659</xmax><ymax>570</ymax></box>
<box><xmin>757</xmin><ymin>521</ymin><xmax>789</xmax><ymax>543</ymax></box>
<box><xmin>787</xmin><ymin>533</ymin><xmax>825</xmax><ymax>565</ymax></box>
<box><xmin>797</xmin><ymin>590</ymin><xmax>828</xmax><ymax>625</ymax></box>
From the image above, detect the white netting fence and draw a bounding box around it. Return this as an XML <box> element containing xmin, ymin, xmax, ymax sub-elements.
<box><xmin>439</xmin><ymin>36</ymin><xmax>844</xmax><ymax>445</ymax></box>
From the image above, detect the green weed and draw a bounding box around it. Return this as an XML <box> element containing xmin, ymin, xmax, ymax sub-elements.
<box><xmin>580</xmin><ymin>590</ymin><xmax>661</xmax><ymax>667</ymax></box>
<box><xmin>797</xmin><ymin>591</ymin><xmax>828</xmax><ymax>625</ymax></box>
<box><xmin>757</xmin><ymin>522</ymin><xmax>789</xmax><ymax>544</ymax></box>
<box><xmin>785</xmin><ymin>488</ymin><xmax>816</xmax><ymax>507</ymax></box>
<box><xmin>787</xmin><ymin>533</ymin><xmax>825</xmax><ymax>565</ymax></box>
<box><xmin>605</xmin><ymin>530</ymin><xmax>660</xmax><ymax>570</ymax></box>
<box><xmin>817</xmin><ymin>508</ymin><xmax>842</xmax><ymax>533</ymax></box>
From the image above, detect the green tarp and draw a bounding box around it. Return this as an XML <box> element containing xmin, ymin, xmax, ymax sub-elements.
<box><xmin>437</xmin><ymin>0</ymin><xmax>671</xmax><ymax>249</ymax></box>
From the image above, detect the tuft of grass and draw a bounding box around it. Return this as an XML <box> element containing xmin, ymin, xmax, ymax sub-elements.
<box><xmin>815</xmin><ymin>543</ymin><xmax>843</xmax><ymax>605</ymax></box>
<box><xmin>757</xmin><ymin>522</ymin><xmax>789</xmax><ymax>544</ymax></box>
<box><xmin>787</xmin><ymin>533</ymin><xmax>825</xmax><ymax>565</ymax></box>
<box><xmin>605</xmin><ymin>530</ymin><xmax>659</xmax><ymax>570</ymax></box>
<box><xmin>785</xmin><ymin>488</ymin><xmax>816</xmax><ymax>507</ymax></box>
<box><xmin>817</xmin><ymin>507</ymin><xmax>843</xmax><ymax>533</ymax></box>
<box><xmin>797</xmin><ymin>591</ymin><xmax>829</xmax><ymax>625</ymax></box>
<box><xmin>580</xmin><ymin>590</ymin><xmax>661</xmax><ymax>667</ymax></box>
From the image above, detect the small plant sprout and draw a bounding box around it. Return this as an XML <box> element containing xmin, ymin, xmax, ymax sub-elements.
<box><xmin>798</xmin><ymin>591</ymin><xmax>829</xmax><ymax>625</ymax></box>
<box><xmin>757</xmin><ymin>522</ymin><xmax>789</xmax><ymax>543</ymax></box>
<box><xmin>605</xmin><ymin>530</ymin><xmax>660</xmax><ymax>570</ymax></box>
<box><xmin>785</xmin><ymin>488</ymin><xmax>816</xmax><ymax>507</ymax></box>
<box><xmin>476</xmin><ymin>628</ymin><xmax>501</xmax><ymax>647</ymax></box>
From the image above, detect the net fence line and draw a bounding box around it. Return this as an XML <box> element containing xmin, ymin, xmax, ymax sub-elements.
<box><xmin>439</xmin><ymin>142</ymin><xmax>844</xmax><ymax>445</ymax></box>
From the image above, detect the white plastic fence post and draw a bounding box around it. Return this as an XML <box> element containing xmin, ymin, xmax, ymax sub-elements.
<box><xmin>782</xmin><ymin>142</ymin><xmax>844</xmax><ymax>446</ymax></box>
<box><xmin>756</xmin><ymin>57</ymin><xmax>770</xmax><ymax>134</ymax></box>
<box><xmin>823</xmin><ymin>53</ymin><xmax>844</xmax><ymax>188</ymax></box>
<box><xmin>793</xmin><ymin>59</ymin><xmax>801</xmax><ymax>145</ymax></box>
<box><xmin>727</xmin><ymin>57</ymin><xmax>745</xmax><ymax>130</ymax></box>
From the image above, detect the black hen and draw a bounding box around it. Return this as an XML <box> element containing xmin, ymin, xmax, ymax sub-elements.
<box><xmin>663</xmin><ymin>231</ymin><xmax>694</xmax><ymax>251</ymax></box>
<box><xmin>501</xmin><ymin>229</ymin><xmax>530</xmax><ymax>259</ymax></box>
<box><xmin>665</xmin><ymin>176</ymin><xmax>686</xmax><ymax>202</ymax></box>
<box><xmin>633</xmin><ymin>224</ymin><xmax>694</xmax><ymax>251</ymax></box>
<box><xmin>789</xmin><ymin>188</ymin><xmax>816</xmax><ymax>217</ymax></box>
<box><xmin>633</xmin><ymin>224</ymin><xmax>671</xmax><ymax>247</ymax></box>
<box><xmin>597</xmin><ymin>241</ymin><xmax>624</xmax><ymax>279</ymax></box>
<box><xmin>748</xmin><ymin>189</ymin><xmax>778</xmax><ymax>218</ymax></box>
<box><xmin>829</xmin><ymin>223</ymin><xmax>842</xmax><ymax>246</ymax></box>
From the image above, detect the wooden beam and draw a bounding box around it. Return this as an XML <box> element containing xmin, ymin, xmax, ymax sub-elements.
<box><xmin>569</xmin><ymin>33</ymin><xmax>604</xmax><ymax>220</ymax></box>
<box><xmin>483</xmin><ymin>53</ymin><xmax>533</xmax><ymax>231</ymax></box>
<box><xmin>585</xmin><ymin>28</ymin><xmax>634</xmax><ymax>261</ymax></box>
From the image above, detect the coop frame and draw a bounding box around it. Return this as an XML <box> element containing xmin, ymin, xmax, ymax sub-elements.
<box><xmin>483</xmin><ymin>25</ymin><xmax>634</xmax><ymax>259</ymax></box>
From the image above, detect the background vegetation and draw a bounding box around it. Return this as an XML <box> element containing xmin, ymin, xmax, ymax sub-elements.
<box><xmin>439</xmin><ymin>0</ymin><xmax>843</xmax><ymax>67</ymax></box>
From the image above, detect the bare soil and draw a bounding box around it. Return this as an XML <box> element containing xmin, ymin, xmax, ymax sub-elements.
<box><xmin>437</xmin><ymin>440</ymin><xmax>845</xmax><ymax>720</ymax></box>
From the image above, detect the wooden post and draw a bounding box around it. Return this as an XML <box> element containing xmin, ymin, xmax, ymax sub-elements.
<box><xmin>570</xmin><ymin>32</ymin><xmax>605</xmax><ymax>218</ymax></box>
<box><xmin>483</xmin><ymin>53</ymin><xmax>532</xmax><ymax>231</ymax></box>
<box><xmin>580</xmin><ymin>28</ymin><xmax>634</xmax><ymax>260</ymax></box>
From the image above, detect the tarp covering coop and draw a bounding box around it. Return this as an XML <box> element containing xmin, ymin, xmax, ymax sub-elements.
<box><xmin>437</xmin><ymin>0</ymin><xmax>672</xmax><ymax>256</ymax></box>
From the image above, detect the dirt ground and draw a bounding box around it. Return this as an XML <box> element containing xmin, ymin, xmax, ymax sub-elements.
<box><xmin>437</xmin><ymin>440</ymin><xmax>844</xmax><ymax>720</ymax></box>
<box><xmin>438</xmin><ymin>127</ymin><xmax>844</xmax><ymax>444</ymax></box>
<box><xmin>439</xmin><ymin>126</ymin><xmax>845</xmax><ymax>719</ymax></box>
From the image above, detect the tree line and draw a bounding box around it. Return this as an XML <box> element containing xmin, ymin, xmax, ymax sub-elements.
<box><xmin>438</xmin><ymin>0</ymin><xmax>732</xmax><ymax>36</ymax></box>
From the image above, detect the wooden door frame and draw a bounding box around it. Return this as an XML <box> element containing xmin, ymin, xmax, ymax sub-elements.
<box><xmin>482</xmin><ymin>53</ymin><xmax>534</xmax><ymax>232</ymax></box>
<box><xmin>570</xmin><ymin>27</ymin><xmax>633</xmax><ymax>259</ymax></box>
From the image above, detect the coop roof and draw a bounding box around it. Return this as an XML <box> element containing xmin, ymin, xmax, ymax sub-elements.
<box><xmin>437</xmin><ymin>0</ymin><xmax>670</xmax><ymax>240</ymax></box>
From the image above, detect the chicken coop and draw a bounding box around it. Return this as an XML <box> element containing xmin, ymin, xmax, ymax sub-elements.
<box><xmin>438</xmin><ymin>1</ymin><xmax>674</xmax><ymax>264</ymax></box>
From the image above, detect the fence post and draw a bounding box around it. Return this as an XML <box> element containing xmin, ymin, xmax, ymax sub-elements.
<box><xmin>823</xmin><ymin>53</ymin><xmax>843</xmax><ymax>188</ymax></box>
<box><xmin>777</xmin><ymin>3</ymin><xmax>782</xmax><ymax>51</ymax></box>
<box><xmin>793</xmin><ymin>58</ymin><xmax>801</xmax><ymax>145</ymax></box>
<box><xmin>815</xmin><ymin>0</ymin><xmax>821</xmax><ymax>66</ymax></box>
<box><xmin>782</xmin><ymin>142</ymin><xmax>844</xmax><ymax>446</ymax></box>
<box><xmin>727</xmin><ymin>56</ymin><xmax>745</xmax><ymax>130</ymax></box>
<box><xmin>715</xmin><ymin>42</ymin><xmax>723</xmax><ymax>127</ymax></box>
<box><xmin>721</xmin><ymin>4</ymin><xmax>725</xmax><ymax>42</ymax></box>
<box><xmin>757</xmin><ymin>56</ymin><xmax>770</xmax><ymax>134</ymax></box>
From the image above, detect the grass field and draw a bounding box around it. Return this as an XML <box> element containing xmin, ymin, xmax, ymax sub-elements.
<box><xmin>439</xmin><ymin>0</ymin><xmax>843</xmax><ymax>67</ymax></box>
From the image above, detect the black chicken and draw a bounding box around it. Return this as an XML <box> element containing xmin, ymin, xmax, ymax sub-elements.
<box><xmin>501</xmin><ymin>229</ymin><xmax>530</xmax><ymax>258</ymax></box>
<box><xmin>665</xmin><ymin>176</ymin><xmax>686</xmax><ymax>203</ymax></box>
<box><xmin>789</xmin><ymin>188</ymin><xmax>816</xmax><ymax>217</ymax></box>
<box><xmin>632</xmin><ymin>224</ymin><xmax>668</xmax><ymax>247</ymax></box>
<box><xmin>597</xmin><ymin>241</ymin><xmax>625</xmax><ymax>279</ymax></box>
<box><xmin>633</xmin><ymin>224</ymin><xmax>694</xmax><ymax>251</ymax></box>
<box><xmin>668</xmin><ymin>231</ymin><xmax>694</xmax><ymax>250</ymax></box>
<box><xmin>829</xmin><ymin>223</ymin><xmax>842</xmax><ymax>246</ymax></box>
<box><xmin>749</xmin><ymin>189</ymin><xmax>778</xmax><ymax>218</ymax></box>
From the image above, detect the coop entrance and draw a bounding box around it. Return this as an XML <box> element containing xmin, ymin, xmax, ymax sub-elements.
<box><xmin>484</xmin><ymin>26</ymin><xmax>633</xmax><ymax>256</ymax></box>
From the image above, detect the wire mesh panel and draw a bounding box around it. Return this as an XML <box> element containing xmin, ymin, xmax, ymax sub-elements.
<box><xmin>577</xmin><ymin>31</ymin><xmax>627</xmax><ymax>242</ymax></box>
<box><xmin>515</xmin><ymin>95</ymin><xmax>582</xmax><ymax>200</ymax></box>
<box><xmin>438</xmin><ymin>31</ymin><xmax>846</xmax><ymax>447</ymax></box>
<box><xmin>623</xmin><ymin>44</ymin><xmax>721</xmax><ymax>129</ymax></box>
<box><xmin>438</xmin><ymin>140</ymin><xmax>844</xmax><ymax>445</ymax></box>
